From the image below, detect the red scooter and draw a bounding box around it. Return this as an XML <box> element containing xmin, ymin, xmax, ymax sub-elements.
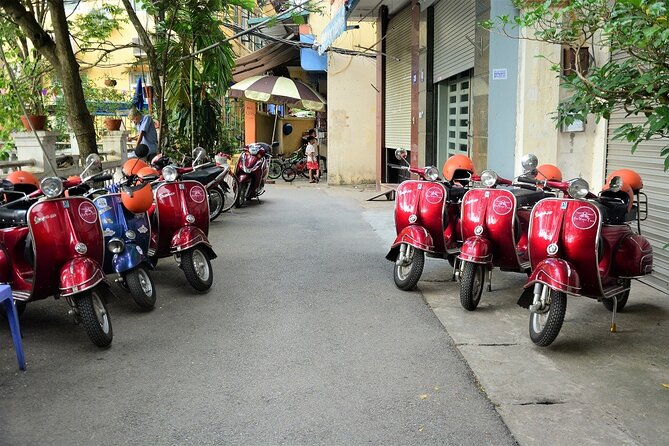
<box><xmin>235</xmin><ymin>142</ymin><xmax>277</xmax><ymax>208</ymax></box>
<box><xmin>0</xmin><ymin>171</ymin><xmax>114</xmax><ymax>347</ymax></box>
<box><xmin>148</xmin><ymin>164</ymin><xmax>217</xmax><ymax>292</ymax></box>
<box><xmin>457</xmin><ymin>158</ymin><xmax>563</xmax><ymax>310</ymax></box>
<box><xmin>386</xmin><ymin>149</ymin><xmax>476</xmax><ymax>290</ymax></box>
<box><xmin>518</xmin><ymin>164</ymin><xmax>652</xmax><ymax>346</ymax></box>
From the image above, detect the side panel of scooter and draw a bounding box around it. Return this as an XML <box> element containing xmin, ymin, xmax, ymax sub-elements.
<box><xmin>528</xmin><ymin>198</ymin><xmax>602</xmax><ymax>298</ymax></box>
<box><xmin>154</xmin><ymin>181</ymin><xmax>209</xmax><ymax>257</ymax></box>
<box><xmin>0</xmin><ymin>227</ymin><xmax>31</xmax><ymax>293</ymax></box>
<box><xmin>461</xmin><ymin>188</ymin><xmax>518</xmax><ymax>268</ymax></box>
<box><xmin>394</xmin><ymin>181</ymin><xmax>447</xmax><ymax>253</ymax></box>
<box><xmin>29</xmin><ymin>198</ymin><xmax>104</xmax><ymax>300</ymax></box>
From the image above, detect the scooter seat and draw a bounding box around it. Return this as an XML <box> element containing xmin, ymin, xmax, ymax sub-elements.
<box><xmin>0</xmin><ymin>207</ymin><xmax>28</xmax><ymax>228</ymax></box>
<box><xmin>510</xmin><ymin>188</ymin><xmax>546</xmax><ymax>208</ymax></box>
<box><xmin>448</xmin><ymin>185</ymin><xmax>467</xmax><ymax>202</ymax></box>
<box><xmin>182</xmin><ymin>166</ymin><xmax>224</xmax><ymax>185</ymax></box>
<box><xmin>594</xmin><ymin>200</ymin><xmax>628</xmax><ymax>225</ymax></box>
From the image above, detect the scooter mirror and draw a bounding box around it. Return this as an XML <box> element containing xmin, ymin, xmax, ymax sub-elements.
<box><xmin>0</xmin><ymin>179</ymin><xmax>14</xmax><ymax>192</ymax></box>
<box><xmin>521</xmin><ymin>153</ymin><xmax>539</xmax><ymax>174</ymax></box>
<box><xmin>394</xmin><ymin>149</ymin><xmax>408</xmax><ymax>162</ymax></box>
<box><xmin>608</xmin><ymin>175</ymin><xmax>623</xmax><ymax>192</ymax></box>
<box><xmin>134</xmin><ymin>144</ymin><xmax>150</xmax><ymax>159</ymax></box>
<box><xmin>85</xmin><ymin>153</ymin><xmax>101</xmax><ymax>166</ymax></box>
<box><xmin>192</xmin><ymin>147</ymin><xmax>206</xmax><ymax>166</ymax></box>
<box><xmin>81</xmin><ymin>153</ymin><xmax>102</xmax><ymax>181</ymax></box>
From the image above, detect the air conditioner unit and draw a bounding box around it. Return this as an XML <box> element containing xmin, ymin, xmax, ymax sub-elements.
<box><xmin>132</xmin><ymin>37</ymin><xmax>146</xmax><ymax>57</ymax></box>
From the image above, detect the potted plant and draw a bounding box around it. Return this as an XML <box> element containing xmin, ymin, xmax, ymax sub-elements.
<box><xmin>84</xmin><ymin>78</ymin><xmax>129</xmax><ymax>131</ymax></box>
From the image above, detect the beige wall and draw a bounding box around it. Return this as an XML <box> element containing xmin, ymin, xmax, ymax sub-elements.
<box><xmin>515</xmin><ymin>37</ymin><xmax>608</xmax><ymax>188</ymax></box>
<box><xmin>310</xmin><ymin>3</ymin><xmax>378</xmax><ymax>184</ymax></box>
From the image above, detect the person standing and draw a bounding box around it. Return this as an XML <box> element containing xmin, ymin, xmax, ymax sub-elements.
<box><xmin>128</xmin><ymin>108</ymin><xmax>158</xmax><ymax>157</ymax></box>
<box><xmin>306</xmin><ymin>136</ymin><xmax>319</xmax><ymax>183</ymax></box>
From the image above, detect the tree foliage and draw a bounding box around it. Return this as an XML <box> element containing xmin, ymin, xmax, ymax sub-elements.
<box><xmin>486</xmin><ymin>0</ymin><xmax>669</xmax><ymax>169</ymax></box>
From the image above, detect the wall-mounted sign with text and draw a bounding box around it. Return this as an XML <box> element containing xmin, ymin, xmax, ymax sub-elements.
<box><xmin>318</xmin><ymin>0</ymin><xmax>346</xmax><ymax>55</ymax></box>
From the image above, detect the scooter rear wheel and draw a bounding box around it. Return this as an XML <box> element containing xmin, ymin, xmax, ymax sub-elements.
<box><xmin>460</xmin><ymin>262</ymin><xmax>485</xmax><ymax>311</ymax></box>
<box><xmin>182</xmin><ymin>247</ymin><xmax>213</xmax><ymax>292</ymax></box>
<box><xmin>393</xmin><ymin>244</ymin><xmax>425</xmax><ymax>291</ymax></box>
<box><xmin>76</xmin><ymin>288</ymin><xmax>113</xmax><ymax>347</ymax></box>
<box><xmin>125</xmin><ymin>265</ymin><xmax>156</xmax><ymax>311</ymax></box>
<box><xmin>208</xmin><ymin>186</ymin><xmax>224</xmax><ymax>221</ymax></box>
<box><xmin>529</xmin><ymin>285</ymin><xmax>566</xmax><ymax>347</ymax></box>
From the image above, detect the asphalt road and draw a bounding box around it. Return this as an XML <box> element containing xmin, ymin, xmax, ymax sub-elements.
<box><xmin>0</xmin><ymin>183</ymin><xmax>515</xmax><ymax>445</ymax></box>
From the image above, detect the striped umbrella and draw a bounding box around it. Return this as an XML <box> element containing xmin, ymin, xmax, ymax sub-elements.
<box><xmin>229</xmin><ymin>75</ymin><xmax>326</xmax><ymax>112</ymax></box>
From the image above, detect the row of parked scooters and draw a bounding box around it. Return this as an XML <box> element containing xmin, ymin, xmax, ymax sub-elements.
<box><xmin>387</xmin><ymin>150</ymin><xmax>653</xmax><ymax>347</ymax></box>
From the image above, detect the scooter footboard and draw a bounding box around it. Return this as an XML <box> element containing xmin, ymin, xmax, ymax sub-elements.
<box><xmin>458</xmin><ymin>236</ymin><xmax>492</xmax><ymax>264</ymax></box>
<box><xmin>171</xmin><ymin>226</ymin><xmax>218</xmax><ymax>259</ymax></box>
<box><xmin>60</xmin><ymin>257</ymin><xmax>105</xmax><ymax>296</ymax></box>
<box><xmin>386</xmin><ymin>226</ymin><xmax>434</xmax><ymax>261</ymax></box>
<box><xmin>525</xmin><ymin>258</ymin><xmax>581</xmax><ymax>295</ymax></box>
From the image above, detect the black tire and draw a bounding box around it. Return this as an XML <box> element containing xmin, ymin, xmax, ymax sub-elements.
<box><xmin>76</xmin><ymin>288</ymin><xmax>113</xmax><ymax>347</ymax></box>
<box><xmin>235</xmin><ymin>182</ymin><xmax>249</xmax><ymax>208</ymax></box>
<box><xmin>282</xmin><ymin>167</ymin><xmax>297</xmax><ymax>182</ymax></box>
<box><xmin>529</xmin><ymin>286</ymin><xmax>567</xmax><ymax>347</ymax></box>
<box><xmin>181</xmin><ymin>247</ymin><xmax>213</xmax><ymax>292</ymax></box>
<box><xmin>208</xmin><ymin>186</ymin><xmax>224</xmax><ymax>221</ymax></box>
<box><xmin>125</xmin><ymin>265</ymin><xmax>156</xmax><ymax>311</ymax></box>
<box><xmin>460</xmin><ymin>263</ymin><xmax>485</xmax><ymax>311</ymax></box>
<box><xmin>268</xmin><ymin>160</ymin><xmax>282</xmax><ymax>179</ymax></box>
<box><xmin>602</xmin><ymin>279</ymin><xmax>631</xmax><ymax>312</ymax></box>
<box><xmin>300</xmin><ymin>168</ymin><xmax>310</xmax><ymax>178</ymax></box>
<box><xmin>221</xmin><ymin>174</ymin><xmax>238</xmax><ymax>213</ymax></box>
<box><xmin>393</xmin><ymin>244</ymin><xmax>425</xmax><ymax>290</ymax></box>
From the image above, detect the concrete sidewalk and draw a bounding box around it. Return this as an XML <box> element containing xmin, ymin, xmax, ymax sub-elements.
<box><xmin>321</xmin><ymin>183</ymin><xmax>669</xmax><ymax>445</ymax></box>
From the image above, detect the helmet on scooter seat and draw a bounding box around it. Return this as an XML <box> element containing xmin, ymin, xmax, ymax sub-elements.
<box><xmin>121</xmin><ymin>182</ymin><xmax>153</xmax><ymax>214</ymax></box>
<box><xmin>151</xmin><ymin>153</ymin><xmax>171</xmax><ymax>171</ymax></box>
<box><xmin>6</xmin><ymin>170</ymin><xmax>39</xmax><ymax>193</ymax></box>
<box><xmin>442</xmin><ymin>154</ymin><xmax>475</xmax><ymax>183</ymax></box>
<box><xmin>122</xmin><ymin>158</ymin><xmax>149</xmax><ymax>178</ymax></box>
<box><xmin>536</xmin><ymin>164</ymin><xmax>563</xmax><ymax>182</ymax></box>
<box><xmin>606</xmin><ymin>169</ymin><xmax>643</xmax><ymax>192</ymax></box>
<box><xmin>136</xmin><ymin>166</ymin><xmax>160</xmax><ymax>181</ymax></box>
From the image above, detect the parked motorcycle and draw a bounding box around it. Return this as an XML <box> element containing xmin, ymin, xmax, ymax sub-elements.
<box><xmin>151</xmin><ymin>147</ymin><xmax>237</xmax><ymax>221</ymax></box>
<box><xmin>235</xmin><ymin>142</ymin><xmax>277</xmax><ymax>207</ymax></box>
<box><xmin>147</xmin><ymin>163</ymin><xmax>217</xmax><ymax>292</ymax></box>
<box><xmin>386</xmin><ymin>149</ymin><xmax>476</xmax><ymax>290</ymax></box>
<box><xmin>456</xmin><ymin>158</ymin><xmax>563</xmax><ymax>310</ymax></box>
<box><xmin>518</xmin><ymin>158</ymin><xmax>652</xmax><ymax>346</ymax></box>
<box><xmin>0</xmin><ymin>168</ymin><xmax>114</xmax><ymax>347</ymax></box>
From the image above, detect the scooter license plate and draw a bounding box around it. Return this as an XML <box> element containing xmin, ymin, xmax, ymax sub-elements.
<box><xmin>179</xmin><ymin>184</ymin><xmax>185</xmax><ymax>190</ymax></box>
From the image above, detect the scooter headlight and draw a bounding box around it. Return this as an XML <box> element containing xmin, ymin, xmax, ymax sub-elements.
<box><xmin>162</xmin><ymin>165</ymin><xmax>178</xmax><ymax>182</ymax></box>
<box><xmin>480</xmin><ymin>170</ymin><xmax>498</xmax><ymax>188</ymax></box>
<box><xmin>41</xmin><ymin>177</ymin><xmax>64</xmax><ymax>198</ymax></box>
<box><xmin>424</xmin><ymin>166</ymin><xmax>439</xmax><ymax>182</ymax></box>
<box><xmin>568</xmin><ymin>178</ymin><xmax>590</xmax><ymax>199</ymax></box>
<box><xmin>108</xmin><ymin>238</ymin><xmax>125</xmax><ymax>254</ymax></box>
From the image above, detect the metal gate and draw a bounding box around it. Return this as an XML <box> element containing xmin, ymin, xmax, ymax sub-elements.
<box><xmin>385</xmin><ymin>7</ymin><xmax>412</xmax><ymax>151</ymax></box>
<box><xmin>436</xmin><ymin>70</ymin><xmax>472</xmax><ymax>169</ymax></box>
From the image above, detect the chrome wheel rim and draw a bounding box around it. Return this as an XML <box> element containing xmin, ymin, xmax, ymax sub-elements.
<box><xmin>531</xmin><ymin>285</ymin><xmax>549</xmax><ymax>334</ymax></box>
<box><xmin>209</xmin><ymin>191</ymin><xmax>223</xmax><ymax>215</ymax></box>
<box><xmin>138</xmin><ymin>268</ymin><xmax>153</xmax><ymax>296</ymax></box>
<box><xmin>396</xmin><ymin>244</ymin><xmax>413</xmax><ymax>281</ymax></box>
<box><xmin>192</xmin><ymin>249</ymin><xmax>210</xmax><ymax>281</ymax></box>
<box><xmin>92</xmin><ymin>292</ymin><xmax>110</xmax><ymax>333</ymax></box>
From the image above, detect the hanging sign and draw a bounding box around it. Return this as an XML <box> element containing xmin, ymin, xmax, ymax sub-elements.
<box><xmin>318</xmin><ymin>0</ymin><xmax>346</xmax><ymax>55</ymax></box>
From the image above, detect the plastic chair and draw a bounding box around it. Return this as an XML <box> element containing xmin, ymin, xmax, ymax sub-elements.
<box><xmin>1</xmin><ymin>285</ymin><xmax>25</xmax><ymax>370</ymax></box>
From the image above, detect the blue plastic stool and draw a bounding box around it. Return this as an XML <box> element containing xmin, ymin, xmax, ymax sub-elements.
<box><xmin>0</xmin><ymin>285</ymin><xmax>25</xmax><ymax>370</ymax></box>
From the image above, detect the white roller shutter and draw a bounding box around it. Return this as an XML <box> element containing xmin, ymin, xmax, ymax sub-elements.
<box><xmin>607</xmin><ymin>114</ymin><xmax>669</xmax><ymax>292</ymax></box>
<box><xmin>385</xmin><ymin>7</ymin><xmax>412</xmax><ymax>150</ymax></box>
<box><xmin>433</xmin><ymin>0</ymin><xmax>475</xmax><ymax>83</ymax></box>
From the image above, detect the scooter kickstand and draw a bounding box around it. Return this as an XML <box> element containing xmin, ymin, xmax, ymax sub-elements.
<box><xmin>487</xmin><ymin>267</ymin><xmax>492</xmax><ymax>292</ymax></box>
<box><xmin>610</xmin><ymin>296</ymin><xmax>618</xmax><ymax>333</ymax></box>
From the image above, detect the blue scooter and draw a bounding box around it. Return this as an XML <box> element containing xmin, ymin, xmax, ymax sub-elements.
<box><xmin>93</xmin><ymin>191</ymin><xmax>156</xmax><ymax>310</ymax></box>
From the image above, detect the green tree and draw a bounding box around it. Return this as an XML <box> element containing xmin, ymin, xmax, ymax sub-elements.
<box><xmin>487</xmin><ymin>0</ymin><xmax>669</xmax><ymax>169</ymax></box>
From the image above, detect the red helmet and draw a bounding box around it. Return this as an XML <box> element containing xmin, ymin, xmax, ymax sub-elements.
<box><xmin>122</xmin><ymin>158</ymin><xmax>149</xmax><ymax>177</ymax></box>
<box><xmin>536</xmin><ymin>164</ymin><xmax>563</xmax><ymax>182</ymax></box>
<box><xmin>136</xmin><ymin>167</ymin><xmax>160</xmax><ymax>181</ymax></box>
<box><xmin>6</xmin><ymin>170</ymin><xmax>39</xmax><ymax>193</ymax></box>
<box><xmin>442</xmin><ymin>154</ymin><xmax>475</xmax><ymax>182</ymax></box>
<box><xmin>606</xmin><ymin>169</ymin><xmax>643</xmax><ymax>192</ymax></box>
<box><xmin>121</xmin><ymin>182</ymin><xmax>153</xmax><ymax>214</ymax></box>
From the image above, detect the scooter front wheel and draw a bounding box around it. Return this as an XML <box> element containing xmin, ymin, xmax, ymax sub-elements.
<box><xmin>529</xmin><ymin>285</ymin><xmax>566</xmax><ymax>347</ymax></box>
<box><xmin>235</xmin><ymin>182</ymin><xmax>249</xmax><ymax>208</ymax></box>
<box><xmin>125</xmin><ymin>265</ymin><xmax>156</xmax><ymax>311</ymax></box>
<box><xmin>76</xmin><ymin>288</ymin><xmax>113</xmax><ymax>347</ymax></box>
<box><xmin>182</xmin><ymin>247</ymin><xmax>213</xmax><ymax>292</ymax></box>
<box><xmin>393</xmin><ymin>244</ymin><xmax>425</xmax><ymax>291</ymax></box>
<box><xmin>460</xmin><ymin>262</ymin><xmax>485</xmax><ymax>311</ymax></box>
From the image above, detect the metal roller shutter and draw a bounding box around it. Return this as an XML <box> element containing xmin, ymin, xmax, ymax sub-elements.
<box><xmin>433</xmin><ymin>0</ymin><xmax>475</xmax><ymax>83</ymax></box>
<box><xmin>385</xmin><ymin>7</ymin><xmax>411</xmax><ymax>150</ymax></box>
<box><xmin>606</xmin><ymin>114</ymin><xmax>669</xmax><ymax>292</ymax></box>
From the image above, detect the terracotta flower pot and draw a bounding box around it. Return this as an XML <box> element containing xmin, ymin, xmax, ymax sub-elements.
<box><xmin>104</xmin><ymin>118</ymin><xmax>123</xmax><ymax>131</ymax></box>
<box><xmin>104</xmin><ymin>79</ymin><xmax>117</xmax><ymax>87</ymax></box>
<box><xmin>20</xmin><ymin>115</ymin><xmax>47</xmax><ymax>131</ymax></box>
